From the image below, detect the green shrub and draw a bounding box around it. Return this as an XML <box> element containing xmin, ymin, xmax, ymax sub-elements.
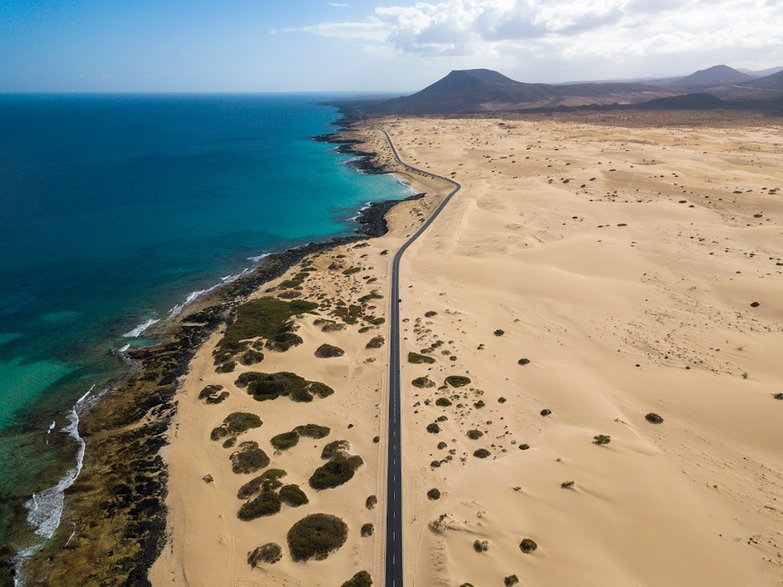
<box><xmin>473</xmin><ymin>448</ymin><xmax>491</xmax><ymax>459</ymax></box>
<box><xmin>412</xmin><ymin>376</ymin><xmax>435</xmax><ymax>388</ymax></box>
<box><xmin>426</xmin><ymin>423</ymin><xmax>440</xmax><ymax>434</ymax></box>
<box><xmin>466</xmin><ymin>430</ymin><xmax>483</xmax><ymax>440</ymax></box>
<box><xmin>247</xmin><ymin>542</ymin><xmax>282</xmax><ymax>567</ymax></box>
<box><xmin>593</xmin><ymin>434</ymin><xmax>611</xmax><ymax>445</ymax></box>
<box><xmin>645</xmin><ymin>412</ymin><xmax>664</xmax><ymax>424</ymax></box>
<box><xmin>321</xmin><ymin>439</ymin><xmax>350</xmax><ymax>460</ymax></box>
<box><xmin>218</xmin><ymin>298</ymin><xmax>317</xmax><ymax>357</ymax></box>
<box><xmin>504</xmin><ymin>575</ymin><xmax>519</xmax><ymax>586</ymax></box>
<box><xmin>445</xmin><ymin>375</ymin><xmax>471</xmax><ymax>387</ymax></box>
<box><xmin>519</xmin><ymin>443</ymin><xmax>530</xmax><ymax>450</ymax></box>
<box><xmin>216</xmin><ymin>361</ymin><xmax>236</xmax><ymax>373</ymax></box>
<box><xmin>427</xmin><ymin>488</ymin><xmax>441</xmax><ymax>500</ymax></box>
<box><xmin>287</xmin><ymin>513</ymin><xmax>348</xmax><ymax>561</ymax></box>
<box><xmin>473</xmin><ymin>539</ymin><xmax>489</xmax><ymax>552</ymax></box>
<box><xmin>774</xmin><ymin>393</ymin><xmax>783</xmax><ymax>400</ymax></box>
<box><xmin>408</xmin><ymin>352</ymin><xmax>435</xmax><ymax>364</ymax></box>
<box><xmin>235</xmin><ymin>372</ymin><xmax>264</xmax><ymax>388</ymax></box>
<box><xmin>315</xmin><ymin>343</ymin><xmax>345</xmax><ymax>358</ymax></box>
<box><xmin>271</xmin><ymin>431</ymin><xmax>300</xmax><ymax>450</ymax></box>
<box><xmin>341</xmin><ymin>570</ymin><xmax>372</xmax><ymax>587</ymax></box>
<box><xmin>360</xmin><ymin>523</ymin><xmax>374</xmax><ymax>537</ymax></box>
<box><xmin>519</xmin><ymin>538</ymin><xmax>538</xmax><ymax>553</ymax></box>
<box><xmin>279</xmin><ymin>484</ymin><xmax>309</xmax><ymax>507</ymax></box>
<box><xmin>237</xmin><ymin>469</ymin><xmax>287</xmax><ymax>499</ymax></box>
<box><xmin>494</xmin><ymin>329</ymin><xmax>505</xmax><ymax>336</ymax></box>
<box><xmin>246</xmin><ymin>372</ymin><xmax>333</xmax><ymax>403</ymax></box>
<box><xmin>365</xmin><ymin>495</ymin><xmax>377</xmax><ymax>510</ymax></box>
<box><xmin>366</xmin><ymin>335</ymin><xmax>385</xmax><ymax>349</ymax></box>
<box><xmin>211</xmin><ymin>412</ymin><xmax>263</xmax><ymax>442</ymax></box>
<box><xmin>230</xmin><ymin>442</ymin><xmax>270</xmax><ymax>474</ymax></box>
<box><xmin>240</xmin><ymin>349</ymin><xmax>264</xmax><ymax>366</ymax></box>
<box><xmin>295</xmin><ymin>424</ymin><xmax>331</xmax><ymax>439</ymax></box>
<box><xmin>435</xmin><ymin>397</ymin><xmax>452</xmax><ymax>407</ymax></box>
<box><xmin>517</xmin><ymin>358</ymin><xmax>531</xmax><ymax>366</ymax></box>
<box><xmin>238</xmin><ymin>490</ymin><xmax>281</xmax><ymax>520</ymax></box>
<box><xmin>265</xmin><ymin>331</ymin><xmax>304</xmax><ymax>352</ymax></box>
<box><xmin>309</xmin><ymin>454</ymin><xmax>364</xmax><ymax>490</ymax></box>
<box><xmin>474</xmin><ymin>400</ymin><xmax>485</xmax><ymax>409</ymax></box>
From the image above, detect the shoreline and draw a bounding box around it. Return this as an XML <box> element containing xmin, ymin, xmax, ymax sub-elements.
<box><xmin>11</xmin><ymin>117</ymin><xmax>422</xmax><ymax>585</ymax></box>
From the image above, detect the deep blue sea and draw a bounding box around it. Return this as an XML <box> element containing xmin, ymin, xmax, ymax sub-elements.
<box><xmin>0</xmin><ymin>94</ymin><xmax>409</xmax><ymax>564</ymax></box>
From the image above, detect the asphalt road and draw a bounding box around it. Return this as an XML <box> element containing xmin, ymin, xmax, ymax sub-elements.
<box><xmin>378</xmin><ymin>126</ymin><xmax>461</xmax><ymax>587</ymax></box>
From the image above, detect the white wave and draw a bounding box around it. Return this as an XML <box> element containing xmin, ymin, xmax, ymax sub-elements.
<box><xmin>348</xmin><ymin>202</ymin><xmax>373</xmax><ymax>222</ymax></box>
<box><xmin>122</xmin><ymin>318</ymin><xmax>159</xmax><ymax>338</ymax></box>
<box><xmin>45</xmin><ymin>421</ymin><xmax>55</xmax><ymax>446</ymax></box>
<box><xmin>24</xmin><ymin>388</ymin><xmax>91</xmax><ymax>542</ymax></box>
<box><xmin>247</xmin><ymin>252</ymin><xmax>270</xmax><ymax>264</ymax></box>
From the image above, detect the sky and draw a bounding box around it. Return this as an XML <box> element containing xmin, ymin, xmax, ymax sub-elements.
<box><xmin>1</xmin><ymin>0</ymin><xmax>782</xmax><ymax>92</ymax></box>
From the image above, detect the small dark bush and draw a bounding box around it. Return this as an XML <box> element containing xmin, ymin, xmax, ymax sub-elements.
<box><xmin>240</xmin><ymin>349</ymin><xmax>264</xmax><ymax>366</ymax></box>
<box><xmin>366</xmin><ymin>336</ymin><xmax>385</xmax><ymax>349</ymax></box>
<box><xmin>365</xmin><ymin>495</ymin><xmax>377</xmax><ymax>510</ymax></box>
<box><xmin>473</xmin><ymin>539</ymin><xmax>489</xmax><ymax>552</ymax></box>
<box><xmin>216</xmin><ymin>361</ymin><xmax>236</xmax><ymax>373</ymax></box>
<box><xmin>540</xmin><ymin>408</ymin><xmax>551</xmax><ymax>416</ymax></box>
<box><xmin>504</xmin><ymin>575</ymin><xmax>519</xmax><ymax>586</ymax></box>
<box><xmin>435</xmin><ymin>397</ymin><xmax>452</xmax><ymax>407</ymax></box>
<box><xmin>315</xmin><ymin>343</ymin><xmax>345</xmax><ymax>358</ymax></box>
<box><xmin>645</xmin><ymin>412</ymin><xmax>664</xmax><ymax>424</ymax></box>
<box><xmin>519</xmin><ymin>443</ymin><xmax>530</xmax><ymax>451</ymax></box>
<box><xmin>246</xmin><ymin>371</ymin><xmax>333</xmax><ymax>403</ymax></box>
<box><xmin>360</xmin><ymin>523</ymin><xmax>374</xmax><ymax>537</ymax></box>
<box><xmin>235</xmin><ymin>372</ymin><xmax>264</xmax><ymax>388</ymax></box>
<box><xmin>445</xmin><ymin>375</ymin><xmax>471</xmax><ymax>387</ymax></box>
<box><xmin>279</xmin><ymin>484</ymin><xmax>309</xmax><ymax>507</ymax></box>
<box><xmin>373</xmin><ymin>436</ymin><xmax>380</xmax><ymax>443</ymax></box>
<box><xmin>309</xmin><ymin>454</ymin><xmax>364</xmax><ymax>490</ymax></box>
<box><xmin>230</xmin><ymin>442</ymin><xmax>270</xmax><ymax>474</ymax></box>
<box><xmin>199</xmin><ymin>384</ymin><xmax>224</xmax><ymax>400</ymax></box>
<box><xmin>750</xmin><ymin>301</ymin><xmax>760</xmax><ymax>307</ymax></box>
<box><xmin>238</xmin><ymin>490</ymin><xmax>282</xmax><ymax>520</ymax></box>
<box><xmin>424</xmin><ymin>311</ymin><xmax>438</xmax><ymax>317</ymax></box>
<box><xmin>498</xmin><ymin>397</ymin><xmax>507</xmax><ymax>403</ymax></box>
<box><xmin>561</xmin><ymin>480</ymin><xmax>575</xmax><ymax>489</ymax></box>
<box><xmin>247</xmin><ymin>542</ymin><xmax>282</xmax><ymax>567</ymax></box>
<box><xmin>427</xmin><ymin>488</ymin><xmax>441</xmax><ymax>500</ymax></box>
<box><xmin>519</xmin><ymin>538</ymin><xmax>538</xmax><ymax>553</ymax></box>
<box><xmin>593</xmin><ymin>434</ymin><xmax>611</xmax><ymax>445</ymax></box>
<box><xmin>237</xmin><ymin>469</ymin><xmax>287</xmax><ymax>499</ymax></box>
<box><xmin>426</xmin><ymin>423</ymin><xmax>441</xmax><ymax>434</ymax></box>
<box><xmin>473</xmin><ymin>448</ymin><xmax>491</xmax><ymax>459</ymax></box>
<box><xmin>408</xmin><ymin>352</ymin><xmax>436</xmax><ymax>364</ymax></box>
<box><xmin>295</xmin><ymin>424</ymin><xmax>331</xmax><ymax>439</ymax></box>
<box><xmin>287</xmin><ymin>513</ymin><xmax>349</xmax><ymax>561</ymax></box>
<box><xmin>474</xmin><ymin>400</ymin><xmax>486</xmax><ymax>409</ymax></box>
<box><xmin>494</xmin><ymin>329</ymin><xmax>505</xmax><ymax>336</ymax></box>
<box><xmin>321</xmin><ymin>439</ymin><xmax>350</xmax><ymax>460</ymax></box>
<box><xmin>341</xmin><ymin>570</ymin><xmax>372</xmax><ymax>587</ymax></box>
<box><xmin>412</xmin><ymin>376</ymin><xmax>435</xmax><ymax>388</ymax></box>
<box><xmin>772</xmin><ymin>393</ymin><xmax>783</xmax><ymax>400</ymax></box>
<box><xmin>437</xmin><ymin>441</ymin><xmax>447</xmax><ymax>449</ymax></box>
<box><xmin>265</xmin><ymin>331</ymin><xmax>304</xmax><ymax>352</ymax></box>
<box><xmin>517</xmin><ymin>358</ymin><xmax>531</xmax><ymax>366</ymax></box>
<box><xmin>466</xmin><ymin>430</ymin><xmax>483</xmax><ymax>440</ymax></box>
<box><xmin>211</xmin><ymin>412</ymin><xmax>263</xmax><ymax>442</ymax></box>
<box><xmin>271</xmin><ymin>431</ymin><xmax>300</xmax><ymax>450</ymax></box>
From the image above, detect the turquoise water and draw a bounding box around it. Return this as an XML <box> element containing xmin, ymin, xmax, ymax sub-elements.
<box><xmin>0</xmin><ymin>94</ymin><xmax>409</xmax><ymax>562</ymax></box>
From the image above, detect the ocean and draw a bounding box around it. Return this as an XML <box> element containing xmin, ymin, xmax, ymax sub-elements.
<box><xmin>0</xmin><ymin>94</ymin><xmax>410</xmax><ymax>569</ymax></box>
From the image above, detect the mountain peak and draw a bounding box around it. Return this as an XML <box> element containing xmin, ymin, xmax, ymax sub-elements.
<box><xmin>674</xmin><ymin>64</ymin><xmax>752</xmax><ymax>86</ymax></box>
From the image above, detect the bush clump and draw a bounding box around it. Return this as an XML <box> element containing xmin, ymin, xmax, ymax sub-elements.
<box><xmin>315</xmin><ymin>343</ymin><xmax>345</xmax><ymax>358</ymax></box>
<box><xmin>309</xmin><ymin>453</ymin><xmax>364</xmax><ymax>490</ymax></box>
<box><xmin>215</xmin><ymin>361</ymin><xmax>236</xmax><ymax>373</ymax></box>
<box><xmin>360</xmin><ymin>523</ymin><xmax>374</xmax><ymax>537</ymax></box>
<box><xmin>295</xmin><ymin>424</ymin><xmax>331</xmax><ymax>439</ymax></box>
<box><xmin>774</xmin><ymin>393</ymin><xmax>783</xmax><ymax>400</ymax></box>
<box><xmin>271</xmin><ymin>431</ymin><xmax>300</xmax><ymax>451</ymax></box>
<box><xmin>366</xmin><ymin>495</ymin><xmax>377</xmax><ymax>510</ymax></box>
<box><xmin>504</xmin><ymin>575</ymin><xmax>519</xmax><ymax>586</ymax></box>
<box><xmin>540</xmin><ymin>408</ymin><xmax>551</xmax><ymax>416</ymax></box>
<box><xmin>473</xmin><ymin>539</ymin><xmax>489</xmax><ymax>552</ymax></box>
<box><xmin>466</xmin><ymin>429</ymin><xmax>483</xmax><ymax>440</ymax></box>
<box><xmin>218</xmin><ymin>297</ymin><xmax>318</xmax><ymax>357</ymax></box>
<box><xmin>279</xmin><ymin>484</ymin><xmax>309</xmax><ymax>507</ymax></box>
<box><xmin>210</xmin><ymin>412</ymin><xmax>263</xmax><ymax>442</ymax></box>
<box><xmin>238</xmin><ymin>490</ymin><xmax>282</xmax><ymax>520</ymax></box>
<box><xmin>341</xmin><ymin>570</ymin><xmax>372</xmax><ymax>587</ymax></box>
<box><xmin>426</xmin><ymin>423</ymin><xmax>441</xmax><ymax>434</ymax></box>
<box><xmin>519</xmin><ymin>538</ymin><xmax>538</xmax><ymax>553</ymax></box>
<box><xmin>246</xmin><ymin>371</ymin><xmax>333</xmax><ymax>403</ymax></box>
<box><xmin>198</xmin><ymin>384</ymin><xmax>228</xmax><ymax>404</ymax></box>
<box><xmin>473</xmin><ymin>448</ymin><xmax>491</xmax><ymax>459</ymax></box>
<box><xmin>321</xmin><ymin>439</ymin><xmax>350</xmax><ymax>460</ymax></box>
<box><xmin>412</xmin><ymin>376</ymin><xmax>435</xmax><ymax>388</ymax></box>
<box><xmin>593</xmin><ymin>434</ymin><xmax>611</xmax><ymax>445</ymax></box>
<box><xmin>494</xmin><ymin>329</ymin><xmax>505</xmax><ymax>336</ymax></box>
<box><xmin>517</xmin><ymin>358</ymin><xmax>531</xmax><ymax>366</ymax></box>
<box><xmin>240</xmin><ymin>349</ymin><xmax>264</xmax><ymax>366</ymax></box>
<box><xmin>237</xmin><ymin>469</ymin><xmax>287</xmax><ymax>499</ymax></box>
<box><xmin>445</xmin><ymin>375</ymin><xmax>471</xmax><ymax>387</ymax></box>
<box><xmin>247</xmin><ymin>542</ymin><xmax>283</xmax><ymax>567</ymax></box>
<box><xmin>408</xmin><ymin>352</ymin><xmax>436</xmax><ymax>364</ymax></box>
<box><xmin>645</xmin><ymin>412</ymin><xmax>664</xmax><ymax>424</ymax></box>
<box><xmin>230</xmin><ymin>442</ymin><xmax>270</xmax><ymax>474</ymax></box>
<box><xmin>427</xmin><ymin>488</ymin><xmax>441</xmax><ymax>500</ymax></box>
<box><xmin>287</xmin><ymin>513</ymin><xmax>349</xmax><ymax>561</ymax></box>
<box><xmin>435</xmin><ymin>397</ymin><xmax>452</xmax><ymax>407</ymax></box>
<box><xmin>366</xmin><ymin>336</ymin><xmax>385</xmax><ymax>349</ymax></box>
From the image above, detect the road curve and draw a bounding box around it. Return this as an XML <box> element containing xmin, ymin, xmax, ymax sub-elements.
<box><xmin>377</xmin><ymin>126</ymin><xmax>461</xmax><ymax>587</ymax></box>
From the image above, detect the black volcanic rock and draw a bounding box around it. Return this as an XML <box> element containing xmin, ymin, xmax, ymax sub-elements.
<box><xmin>635</xmin><ymin>93</ymin><xmax>726</xmax><ymax>110</ymax></box>
<box><xmin>673</xmin><ymin>65</ymin><xmax>752</xmax><ymax>86</ymax></box>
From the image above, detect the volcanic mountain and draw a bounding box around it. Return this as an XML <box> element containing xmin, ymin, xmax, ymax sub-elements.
<box><xmin>672</xmin><ymin>64</ymin><xmax>753</xmax><ymax>86</ymax></box>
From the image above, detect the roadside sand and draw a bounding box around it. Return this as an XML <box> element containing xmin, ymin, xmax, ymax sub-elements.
<box><xmin>387</xmin><ymin>115</ymin><xmax>783</xmax><ymax>586</ymax></box>
<box><xmin>152</xmin><ymin>113</ymin><xmax>783</xmax><ymax>587</ymax></box>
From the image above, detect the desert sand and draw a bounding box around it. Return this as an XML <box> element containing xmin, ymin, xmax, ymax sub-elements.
<box><xmin>152</xmin><ymin>112</ymin><xmax>783</xmax><ymax>586</ymax></box>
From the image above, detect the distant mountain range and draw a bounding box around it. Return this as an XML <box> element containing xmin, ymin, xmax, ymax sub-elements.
<box><xmin>348</xmin><ymin>65</ymin><xmax>782</xmax><ymax>116</ymax></box>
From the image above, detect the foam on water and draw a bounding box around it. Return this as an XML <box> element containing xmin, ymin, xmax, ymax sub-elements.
<box><xmin>122</xmin><ymin>318</ymin><xmax>160</xmax><ymax>338</ymax></box>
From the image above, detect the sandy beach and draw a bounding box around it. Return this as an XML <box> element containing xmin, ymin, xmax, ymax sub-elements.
<box><xmin>152</xmin><ymin>112</ymin><xmax>783</xmax><ymax>586</ymax></box>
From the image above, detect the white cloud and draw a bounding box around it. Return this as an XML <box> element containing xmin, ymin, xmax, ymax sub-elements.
<box><xmin>286</xmin><ymin>0</ymin><xmax>783</xmax><ymax>79</ymax></box>
<box><xmin>326</xmin><ymin>2</ymin><xmax>350</xmax><ymax>7</ymax></box>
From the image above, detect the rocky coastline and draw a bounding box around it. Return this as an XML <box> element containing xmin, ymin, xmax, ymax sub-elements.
<box><xmin>15</xmin><ymin>125</ymin><xmax>411</xmax><ymax>586</ymax></box>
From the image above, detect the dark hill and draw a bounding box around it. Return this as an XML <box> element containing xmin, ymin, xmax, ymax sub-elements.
<box><xmin>673</xmin><ymin>65</ymin><xmax>752</xmax><ymax>86</ymax></box>
<box><xmin>634</xmin><ymin>93</ymin><xmax>726</xmax><ymax>109</ymax></box>
<box><xmin>746</xmin><ymin>70</ymin><xmax>783</xmax><ymax>90</ymax></box>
